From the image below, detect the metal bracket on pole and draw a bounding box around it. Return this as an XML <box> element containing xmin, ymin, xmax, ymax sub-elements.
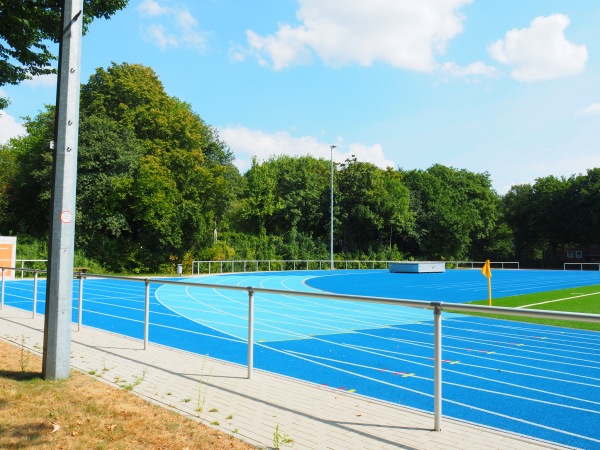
<box><xmin>247</xmin><ymin>287</ymin><xmax>255</xmax><ymax>379</ymax></box>
<box><xmin>432</xmin><ymin>302</ymin><xmax>443</xmax><ymax>431</ymax></box>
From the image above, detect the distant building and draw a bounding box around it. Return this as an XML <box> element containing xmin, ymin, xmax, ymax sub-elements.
<box><xmin>561</xmin><ymin>244</ymin><xmax>600</xmax><ymax>264</ymax></box>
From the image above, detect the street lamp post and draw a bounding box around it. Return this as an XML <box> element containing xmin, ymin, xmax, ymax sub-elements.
<box><xmin>330</xmin><ymin>145</ymin><xmax>336</xmax><ymax>270</ymax></box>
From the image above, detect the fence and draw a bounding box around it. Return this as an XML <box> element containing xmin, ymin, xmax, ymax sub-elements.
<box><xmin>1</xmin><ymin>265</ymin><xmax>598</xmax><ymax>434</ymax></box>
<box><xmin>191</xmin><ymin>259</ymin><xmax>520</xmax><ymax>275</ymax></box>
<box><xmin>0</xmin><ymin>259</ymin><xmax>47</xmax><ymax>279</ymax></box>
<box><xmin>2</xmin><ymin>259</ymin><xmax>520</xmax><ymax>277</ymax></box>
<box><xmin>564</xmin><ymin>262</ymin><xmax>600</xmax><ymax>271</ymax></box>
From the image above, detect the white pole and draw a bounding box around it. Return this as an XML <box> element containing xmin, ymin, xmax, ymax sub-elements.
<box><xmin>144</xmin><ymin>279</ymin><xmax>150</xmax><ymax>350</ymax></box>
<box><xmin>33</xmin><ymin>269</ymin><xmax>39</xmax><ymax>319</ymax></box>
<box><xmin>77</xmin><ymin>273</ymin><xmax>83</xmax><ymax>331</ymax></box>
<box><xmin>330</xmin><ymin>145</ymin><xmax>336</xmax><ymax>270</ymax></box>
<box><xmin>247</xmin><ymin>288</ymin><xmax>254</xmax><ymax>379</ymax></box>
<box><xmin>433</xmin><ymin>304</ymin><xmax>443</xmax><ymax>431</ymax></box>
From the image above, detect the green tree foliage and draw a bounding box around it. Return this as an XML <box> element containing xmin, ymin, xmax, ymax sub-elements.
<box><xmin>531</xmin><ymin>175</ymin><xmax>571</xmax><ymax>262</ymax></box>
<box><xmin>1</xmin><ymin>62</ymin><xmax>241</xmax><ymax>272</ymax></box>
<box><xmin>234</xmin><ymin>155</ymin><xmax>416</xmax><ymax>260</ymax></box>
<box><xmin>502</xmin><ymin>169</ymin><xmax>600</xmax><ymax>266</ymax></box>
<box><xmin>233</xmin><ymin>155</ymin><xmax>330</xmax><ymax>259</ymax></box>
<box><xmin>403</xmin><ymin>164</ymin><xmax>498</xmax><ymax>260</ymax></box>
<box><xmin>79</xmin><ymin>63</ymin><xmax>239</xmax><ymax>271</ymax></box>
<box><xmin>569</xmin><ymin>168</ymin><xmax>600</xmax><ymax>245</ymax></box>
<box><xmin>0</xmin><ymin>0</ymin><xmax>129</xmax><ymax>109</ymax></box>
<box><xmin>502</xmin><ymin>184</ymin><xmax>539</xmax><ymax>261</ymax></box>
<box><xmin>236</xmin><ymin>157</ymin><xmax>282</xmax><ymax>235</ymax></box>
<box><xmin>75</xmin><ymin>115</ymin><xmax>143</xmax><ymax>267</ymax></box>
<box><xmin>337</xmin><ymin>158</ymin><xmax>413</xmax><ymax>255</ymax></box>
<box><xmin>0</xmin><ymin>144</ymin><xmax>13</xmax><ymax>227</ymax></box>
<box><xmin>1</xmin><ymin>108</ymin><xmax>55</xmax><ymax>236</ymax></box>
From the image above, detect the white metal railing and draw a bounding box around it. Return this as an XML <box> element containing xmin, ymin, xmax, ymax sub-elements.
<box><xmin>2</xmin><ymin>265</ymin><xmax>599</xmax><ymax>434</ymax></box>
<box><xmin>564</xmin><ymin>262</ymin><xmax>600</xmax><ymax>271</ymax></box>
<box><xmin>448</xmin><ymin>260</ymin><xmax>520</xmax><ymax>270</ymax></box>
<box><xmin>0</xmin><ymin>259</ymin><xmax>48</xmax><ymax>279</ymax></box>
<box><xmin>191</xmin><ymin>259</ymin><xmax>520</xmax><ymax>275</ymax></box>
<box><xmin>191</xmin><ymin>259</ymin><xmax>391</xmax><ymax>274</ymax></box>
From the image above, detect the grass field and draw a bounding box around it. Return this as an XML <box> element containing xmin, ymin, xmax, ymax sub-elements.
<box><xmin>462</xmin><ymin>283</ymin><xmax>600</xmax><ymax>331</ymax></box>
<box><xmin>0</xmin><ymin>339</ymin><xmax>254</xmax><ymax>450</ymax></box>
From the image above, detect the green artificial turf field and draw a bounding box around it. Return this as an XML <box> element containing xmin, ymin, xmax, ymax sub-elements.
<box><xmin>463</xmin><ymin>284</ymin><xmax>600</xmax><ymax>331</ymax></box>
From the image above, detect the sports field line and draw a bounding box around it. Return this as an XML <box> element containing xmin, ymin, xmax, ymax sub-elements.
<box><xmin>517</xmin><ymin>291</ymin><xmax>600</xmax><ymax>309</ymax></box>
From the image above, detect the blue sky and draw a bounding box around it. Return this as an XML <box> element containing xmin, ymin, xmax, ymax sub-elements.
<box><xmin>2</xmin><ymin>0</ymin><xmax>600</xmax><ymax>193</ymax></box>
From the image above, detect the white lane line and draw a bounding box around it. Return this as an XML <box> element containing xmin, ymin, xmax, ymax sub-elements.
<box><xmin>518</xmin><ymin>291</ymin><xmax>600</xmax><ymax>309</ymax></box>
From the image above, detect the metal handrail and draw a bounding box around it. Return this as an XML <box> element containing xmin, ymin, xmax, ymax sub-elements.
<box><xmin>2</xmin><ymin>266</ymin><xmax>599</xmax><ymax>433</ymax></box>
<box><xmin>0</xmin><ymin>259</ymin><xmax>49</xmax><ymax>280</ymax></box>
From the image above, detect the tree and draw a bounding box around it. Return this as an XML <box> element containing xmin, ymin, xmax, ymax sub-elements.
<box><xmin>1</xmin><ymin>62</ymin><xmax>240</xmax><ymax>272</ymax></box>
<box><xmin>1</xmin><ymin>108</ymin><xmax>55</xmax><ymax>236</ymax></box>
<box><xmin>75</xmin><ymin>115</ymin><xmax>144</xmax><ymax>269</ymax></box>
<box><xmin>336</xmin><ymin>158</ymin><xmax>413</xmax><ymax>256</ymax></box>
<box><xmin>531</xmin><ymin>175</ymin><xmax>572</xmax><ymax>263</ymax></box>
<box><xmin>236</xmin><ymin>157</ymin><xmax>282</xmax><ymax>236</ymax></box>
<box><xmin>0</xmin><ymin>142</ymin><xmax>17</xmax><ymax>230</ymax></box>
<box><xmin>566</xmin><ymin>169</ymin><xmax>600</xmax><ymax>246</ymax></box>
<box><xmin>0</xmin><ymin>0</ymin><xmax>129</xmax><ymax>109</ymax></box>
<box><xmin>79</xmin><ymin>63</ymin><xmax>239</xmax><ymax>271</ymax></box>
<box><xmin>403</xmin><ymin>164</ymin><xmax>498</xmax><ymax>260</ymax></box>
<box><xmin>502</xmin><ymin>184</ymin><xmax>542</xmax><ymax>262</ymax></box>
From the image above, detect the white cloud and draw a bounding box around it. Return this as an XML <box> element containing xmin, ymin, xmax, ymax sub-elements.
<box><xmin>577</xmin><ymin>103</ymin><xmax>600</xmax><ymax>116</ymax></box>
<box><xmin>137</xmin><ymin>0</ymin><xmax>170</xmax><ymax>17</ymax></box>
<box><xmin>144</xmin><ymin>24</ymin><xmax>179</xmax><ymax>49</ymax></box>
<box><xmin>244</xmin><ymin>0</ymin><xmax>472</xmax><ymax>71</ymax></box>
<box><xmin>439</xmin><ymin>61</ymin><xmax>498</xmax><ymax>78</ymax></box>
<box><xmin>0</xmin><ymin>112</ymin><xmax>26</xmax><ymax>144</ymax></box>
<box><xmin>488</xmin><ymin>14</ymin><xmax>588</xmax><ymax>82</ymax></box>
<box><xmin>137</xmin><ymin>0</ymin><xmax>207</xmax><ymax>52</ymax></box>
<box><xmin>219</xmin><ymin>126</ymin><xmax>395</xmax><ymax>173</ymax></box>
<box><xmin>23</xmin><ymin>73</ymin><xmax>57</xmax><ymax>88</ymax></box>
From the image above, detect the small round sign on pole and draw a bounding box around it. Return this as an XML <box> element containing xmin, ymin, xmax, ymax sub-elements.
<box><xmin>60</xmin><ymin>210</ymin><xmax>73</xmax><ymax>224</ymax></box>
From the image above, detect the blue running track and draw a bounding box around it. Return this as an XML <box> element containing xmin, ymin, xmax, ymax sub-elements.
<box><xmin>2</xmin><ymin>269</ymin><xmax>600</xmax><ymax>448</ymax></box>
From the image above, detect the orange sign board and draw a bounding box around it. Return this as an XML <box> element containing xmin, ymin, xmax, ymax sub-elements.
<box><xmin>0</xmin><ymin>236</ymin><xmax>16</xmax><ymax>279</ymax></box>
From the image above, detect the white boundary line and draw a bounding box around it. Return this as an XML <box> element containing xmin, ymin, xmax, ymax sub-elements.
<box><xmin>517</xmin><ymin>292</ymin><xmax>600</xmax><ymax>309</ymax></box>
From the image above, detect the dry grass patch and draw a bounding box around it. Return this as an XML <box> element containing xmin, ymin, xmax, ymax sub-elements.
<box><xmin>0</xmin><ymin>339</ymin><xmax>255</xmax><ymax>449</ymax></box>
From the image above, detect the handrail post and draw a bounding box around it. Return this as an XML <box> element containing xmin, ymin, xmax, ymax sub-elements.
<box><xmin>77</xmin><ymin>272</ymin><xmax>84</xmax><ymax>331</ymax></box>
<box><xmin>32</xmin><ymin>269</ymin><xmax>39</xmax><ymax>318</ymax></box>
<box><xmin>1</xmin><ymin>267</ymin><xmax>5</xmax><ymax>309</ymax></box>
<box><xmin>144</xmin><ymin>279</ymin><xmax>150</xmax><ymax>350</ymax></box>
<box><xmin>247</xmin><ymin>287</ymin><xmax>255</xmax><ymax>379</ymax></box>
<box><xmin>433</xmin><ymin>303</ymin><xmax>443</xmax><ymax>431</ymax></box>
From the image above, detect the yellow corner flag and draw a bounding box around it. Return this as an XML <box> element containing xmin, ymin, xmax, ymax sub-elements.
<box><xmin>481</xmin><ymin>259</ymin><xmax>492</xmax><ymax>306</ymax></box>
<box><xmin>481</xmin><ymin>259</ymin><xmax>491</xmax><ymax>279</ymax></box>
